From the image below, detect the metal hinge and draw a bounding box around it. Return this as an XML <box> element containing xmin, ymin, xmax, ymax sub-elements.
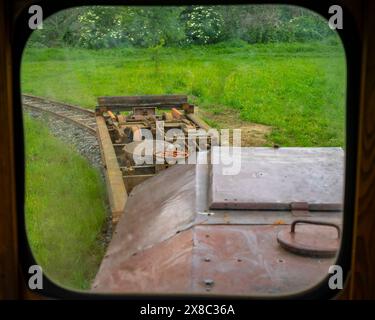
<box><xmin>290</xmin><ymin>202</ymin><xmax>310</xmax><ymax>217</ymax></box>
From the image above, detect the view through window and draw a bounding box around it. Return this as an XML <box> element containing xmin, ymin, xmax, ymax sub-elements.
<box><xmin>22</xmin><ymin>5</ymin><xmax>346</xmax><ymax>295</ymax></box>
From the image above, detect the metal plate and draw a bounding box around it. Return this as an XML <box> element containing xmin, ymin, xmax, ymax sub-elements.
<box><xmin>93</xmin><ymin>150</ymin><xmax>343</xmax><ymax>295</ymax></box>
<box><xmin>93</xmin><ymin>164</ymin><xmax>196</xmax><ymax>291</ymax></box>
<box><xmin>277</xmin><ymin>221</ymin><xmax>340</xmax><ymax>257</ymax></box>
<box><xmin>92</xmin><ymin>230</ymin><xmax>194</xmax><ymax>293</ymax></box>
<box><xmin>209</xmin><ymin>147</ymin><xmax>344</xmax><ymax>210</ymax></box>
<box><xmin>93</xmin><ymin>224</ymin><xmax>336</xmax><ymax>295</ymax></box>
<box><xmin>191</xmin><ymin>225</ymin><xmax>336</xmax><ymax>295</ymax></box>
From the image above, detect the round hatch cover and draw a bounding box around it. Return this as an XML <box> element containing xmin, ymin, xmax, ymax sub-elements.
<box><xmin>277</xmin><ymin>220</ymin><xmax>341</xmax><ymax>258</ymax></box>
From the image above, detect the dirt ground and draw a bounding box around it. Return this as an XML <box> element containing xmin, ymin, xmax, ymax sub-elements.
<box><xmin>199</xmin><ymin>108</ymin><xmax>272</xmax><ymax>147</ymax></box>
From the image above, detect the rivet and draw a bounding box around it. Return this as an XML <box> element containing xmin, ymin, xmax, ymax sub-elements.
<box><xmin>204</xmin><ymin>279</ymin><xmax>214</xmax><ymax>287</ymax></box>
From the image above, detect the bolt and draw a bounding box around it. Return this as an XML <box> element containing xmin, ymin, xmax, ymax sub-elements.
<box><xmin>204</xmin><ymin>279</ymin><xmax>214</xmax><ymax>287</ymax></box>
<box><xmin>204</xmin><ymin>257</ymin><xmax>211</xmax><ymax>262</ymax></box>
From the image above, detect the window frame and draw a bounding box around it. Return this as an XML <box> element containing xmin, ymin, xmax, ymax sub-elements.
<box><xmin>12</xmin><ymin>0</ymin><xmax>361</xmax><ymax>299</ymax></box>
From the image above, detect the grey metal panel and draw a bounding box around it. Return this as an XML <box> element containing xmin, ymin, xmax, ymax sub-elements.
<box><xmin>209</xmin><ymin>147</ymin><xmax>344</xmax><ymax>210</ymax></box>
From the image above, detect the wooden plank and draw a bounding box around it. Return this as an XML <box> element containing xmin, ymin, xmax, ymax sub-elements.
<box><xmin>350</xmin><ymin>0</ymin><xmax>375</xmax><ymax>299</ymax></box>
<box><xmin>98</xmin><ymin>95</ymin><xmax>188</xmax><ymax>111</ymax></box>
<box><xmin>123</xmin><ymin>174</ymin><xmax>155</xmax><ymax>193</ymax></box>
<box><xmin>0</xmin><ymin>0</ymin><xmax>19</xmax><ymax>299</ymax></box>
<box><xmin>96</xmin><ymin>116</ymin><xmax>127</xmax><ymax>224</ymax></box>
<box><xmin>186</xmin><ymin>113</ymin><xmax>211</xmax><ymax>131</ymax></box>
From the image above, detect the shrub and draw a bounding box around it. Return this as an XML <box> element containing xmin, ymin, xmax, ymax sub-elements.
<box><xmin>180</xmin><ymin>6</ymin><xmax>224</xmax><ymax>45</ymax></box>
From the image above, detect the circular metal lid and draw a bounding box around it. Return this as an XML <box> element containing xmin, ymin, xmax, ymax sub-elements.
<box><xmin>277</xmin><ymin>220</ymin><xmax>341</xmax><ymax>258</ymax></box>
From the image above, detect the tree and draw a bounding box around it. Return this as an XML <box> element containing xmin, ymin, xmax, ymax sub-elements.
<box><xmin>180</xmin><ymin>6</ymin><xmax>224</xmax><ymax>45</ymax></box>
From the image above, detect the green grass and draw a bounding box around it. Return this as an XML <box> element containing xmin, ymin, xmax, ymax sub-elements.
<box><xmin>24</xmin><ymin>115</ymin><xmax>107</xmax><ymax>290</ymax></box>
<box><xmin>21</xmin><ymin>41</ymin><xmax>346</xmax><ymax>290</ymax></box>
<box><xmin>21</xmin><ymin>41</ymin><xmax>346</xmax><ymax>146</ymax></box>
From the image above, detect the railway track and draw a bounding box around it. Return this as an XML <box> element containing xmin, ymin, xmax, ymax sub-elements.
<box><xmin>22</xmin><ymin>93</ymin><xmax>103</xmax><ymax>174</ymax></box>
<box><xmin>22</xmin><ymin>94</ymin><xmax>97</xmax><ymax>135</ymax></box>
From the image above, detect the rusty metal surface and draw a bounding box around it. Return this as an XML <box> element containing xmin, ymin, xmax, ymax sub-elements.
<box><xmin>93</xmin><ymin>147</ymin><xmax>344</xmax><ymax>295</ymax></box>
<box><xmin>209</xmin><ymin>147</ymin><xmax>344</xmax><ymax>211</ymax></box>
<box><xmin>98</xmin><ymin>95</ymin><xmax>210</xmax><ymax>192</ymax></box>
<box><xmin>277</xmin><ymin>220</ymin><xmax>340</xmax><ymax>258</ymax></box>
<box><xmin>191</xmin><ymin>225</ymin><xmax>336</xmax><ymax>295</ymax></box>
<box><xmin>93</xmin><ymin>164</ymin><xmax>196</xmax><ymax>291</ymax></box>
<box><xmin>23</xmin><ymin>94</ymin><xmax>95</xmax><ymax>115</ymax></box>
<box><xmin>92</xmin><ymin>230</ymin><xmax>194</xmax><ymax>293</ymax></box>
<box><xmin>93</xmin><ymin>224</ymin><xmax>337</xmax><ymax>295</ymax></box>
<box><xmin>195</xmin><ymin>210</ymin><xmax>342</xmax><ymax>226</ymax></box>
<box><xmin>23</xmin><ymin>95</ymin><xmax>97</xmax><ymax>135</ymax></box>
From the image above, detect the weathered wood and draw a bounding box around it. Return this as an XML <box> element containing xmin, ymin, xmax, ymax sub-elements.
<box><xmin>96</xmin><ymin>116</ymin><xmax>127</xmax><ymax>225</ymax></box>
<box><xmin>350</xmin><ymin>0</ymin><xmax>375</xmax><ymax>299</ymax></box>
<box><xmin>0</xmin><ymin>0</ymin><xmax>19</xmax><ymax>299</ymax></box>
<box><xmin>98</xmin><ymin>95</ymin><xmax>188</xmax><ymax>111</ymax></box>
<box><xmin>123</xmin><ymin>174</ymin><xmax>155</xmax><ymax>193</ymax></box>
<box><xmin>186</xmin><ymin>113</ymin><xmax>211</xmax><ymax>131</ymax></box>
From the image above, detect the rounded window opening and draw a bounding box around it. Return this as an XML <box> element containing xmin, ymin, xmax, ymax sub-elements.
<box><xmin>22</xmin><ymin>4</ymin><xmax>346</xmax><ymax>296</ymax></box>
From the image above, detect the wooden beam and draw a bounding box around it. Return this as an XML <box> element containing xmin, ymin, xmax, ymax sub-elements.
<box><xmin>96</xmin><ymin>116</ymin><xmax>127</xmax><ymax>225</ymax></box>
<box><xmin>0</xmin><ymin>0</ymin><xmax>19</xmax><ymax>299</ymax></box>
<box><xmin>97</xmin><ymin>95</ymin><xmax>189</xmax><ymax>111</ymax></box>
<box><xmin>350</xmin><ymin>0</ymin><xmax>375</xmax><ymax>299</ymax></box>
<box><xmin>98</xmin><ymin>94</ymin><xmax>187</xmax><ymax>106</ymax></box>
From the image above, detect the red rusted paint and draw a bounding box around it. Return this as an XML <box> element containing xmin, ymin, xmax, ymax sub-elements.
<box><xmin>92</xmin><ymin>230</ymin><xmax>194</xmax><ymax>293</ymax></box>
<box><xmin>93</xmin><ymin>223</ymin><xmax>337</xmax><ymax>295</ymax></box>
<box><xmin>171</xmin><ymin>107</ymin><xmax>182</xmax><ymax>119</ymax></box>
<box><xmin>93</xmin><ymin>146</ymin><xmax>343</xmax><ymax>296</ymax></box>
<box><xmin>277</xmin><ymin>220</ymin><xmax>340</xmax><ymax>258</ymax></box>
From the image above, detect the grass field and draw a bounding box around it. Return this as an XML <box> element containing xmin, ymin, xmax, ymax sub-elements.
<box><xmin>24</xmin><ymin>115</ymin><xmax>107</xmax><ymax>290</ymax></box>
<box><xmin>22</xmin><ymin>41</ymin><xmax>346</xmax><ymax>147</ymax></box>
<box><xmin>21</xmin><ymin>41</ymin><xmax>346</xmax><ymax>290</ymax></box>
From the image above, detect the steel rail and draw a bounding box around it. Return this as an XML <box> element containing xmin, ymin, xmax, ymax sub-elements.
<box><xmin>22</xmin><ymin>95</ymin><xmax>96</xmax><ymax>136</ymax></box>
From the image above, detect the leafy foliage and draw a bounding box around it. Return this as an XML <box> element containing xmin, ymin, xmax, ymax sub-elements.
<box><xmin>27</xmin><ymin>5</ymin><xmax>339</xmax><ymax>48</ymax></box>
<box><xmin>180</xmin><ymin>6</ymin><xmax>224</xmax><ymax>44</ymax></box>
